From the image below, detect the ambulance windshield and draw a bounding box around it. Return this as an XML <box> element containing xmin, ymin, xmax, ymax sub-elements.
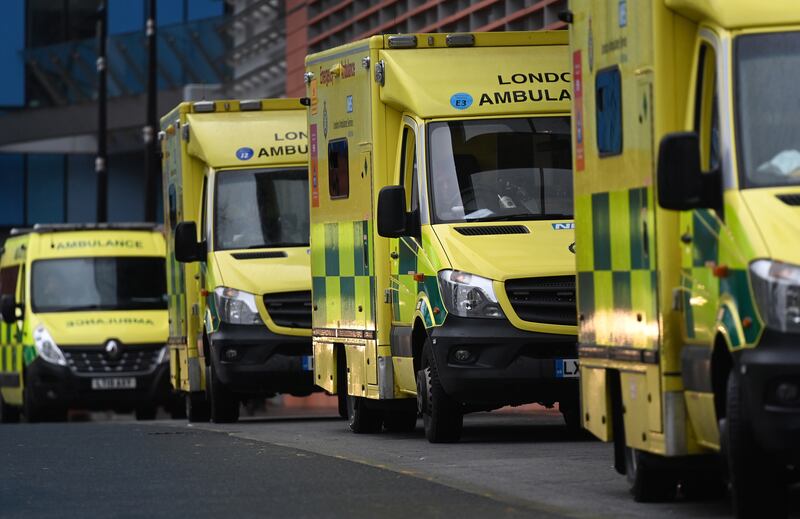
<box><xmin>31</xmin><ymin>257</ymin><xmax>167</xmax><ymax>313</ymax></box>
<box><xmin>735</xmin><ymin>31</ymin><xmax>800</xmax><ymax>188</ymax></box>
<box><xmin>214</xmin><ymin>168</ymin><xmax>309</xmax><ymax>251</ymax></box>
<box><xmin>427</xmin><ymin>117</ymin><xmax>572</xmax><ymax>223</ymax></box>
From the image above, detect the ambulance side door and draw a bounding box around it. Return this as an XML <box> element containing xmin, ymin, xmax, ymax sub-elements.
<box><xmin>390</xmin><ymin>118</ymin><xmax>421</xmax><ymax>330</ymax></box>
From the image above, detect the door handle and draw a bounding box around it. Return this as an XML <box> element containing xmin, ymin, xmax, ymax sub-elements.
<box><xmin>390</xmin><ymin>251</ymin><xmax>399</xmax><ymax>259</ymax></box>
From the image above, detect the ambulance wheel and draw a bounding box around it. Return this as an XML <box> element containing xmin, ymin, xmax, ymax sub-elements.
<box><xmin>419</xmin><ymin>341</ymin><xmax>463</xmax><ymax>443</ymax></box>
<box><xmin>347</xmin><ymin>395</ymin><xmax>382</xmax><ymax>433</ymax></box>
<box><xmin>207</xmin><ymin>364</ymin><xmax>239</xmax><ymax>424</ymax></box>
<box><xmin>559</xmin><ymin>396</ymin><xmax>582</xmax><ymax>433</ymax></box>
<box><xmin>0</xmin><ymin>392</ymin><xmax>20</xmax><ymax>423</ymax></box>
<box><xmin>23</xmin><ymin>389</ymin><xmax>66</xmax><ymax>423</ymax></box>
<box><xmin>185</xmin><ymin>391</ymin><xmax>210</xmax><ymax>423</ymax></box>
<box><xmin>336</xmin><ymin>346</ymin><xmax>348</xmax><ymax>419</ymax></box>
<box><xmin>135</xmin><ymin>405</ymin><xmax>157</xmax><ymax>421</ymax></box>
<box><xmin>625</xmin><ymin>448</ymin><xmax>677</xmax><ymax>502</ymax></box>
<box><xmin>725</xmin><ymin>369</ymin><xmax>786</xmax><ymax>518</ymax></box>
<box><xmin>383</xmin><ymin>408</ymin><xmax>417</xmax><ymax>433</ymax></box>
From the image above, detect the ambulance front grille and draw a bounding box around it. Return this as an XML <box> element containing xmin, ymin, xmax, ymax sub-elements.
<box><xmin>63</xmin><ymin>344</ymin><xmax>163</xmax><ymax>375</ymax></box>
<box><xmin>263</xmin><ymin>291</ymin><xmax>312</xmax><ymax>329</ymax></box>
<box><xmin>777</xmin><ymin>193</ymin><xmax>800</xmax><ymax>206</ymax></box>
<box><xmin>504</xmin><ymin>276</ymin><xmax>577</xmax><ymax>326</ymax></box>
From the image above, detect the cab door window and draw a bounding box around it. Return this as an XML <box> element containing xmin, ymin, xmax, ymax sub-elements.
<box><xmin>399</xmin><ymin>125</ymin><xmax>419</xmax><ymax>214</ymax></box>
<box><xmin>694</xmin><ymin>42</ymin><xmax>720</xmax><ymax>172</ymax></box>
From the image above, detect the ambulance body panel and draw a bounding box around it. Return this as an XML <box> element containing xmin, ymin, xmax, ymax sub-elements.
<box><xmin>0</xmin><ymin>225</ymin><xmax>171</xmax><ymax>422</ymax></box>
<box><xmin>570</xmin><ymin>0</ymin><xmax>800</xmax><ymax>510</ymax></box>
<box><xmin>160</xmin><ymin>99</ymin><xmax>316</xmax><ymax>423</ymax></box>
<box><xmin>307</xmin><ymin>31</ymin><xmax>579</xmax><ymax>440</ymax></box>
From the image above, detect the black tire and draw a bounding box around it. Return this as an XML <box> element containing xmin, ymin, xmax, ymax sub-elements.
<box><xmin>347</xmin><ymin>395</ymin><xmax>382</xmax><ymax>433</ymax></box>
<box><xmin>169</xmin><ymin>393</ymin><xmax>187</xmax><ymax>420</ymax></box>
<box><xmin>725</xmin><ymin>369</ymin><xmax>786</xmax><ymax>519</ymax></box>
<box><xmin>207</xmin><ymin>364</ymin><xmax>239</xmax><ymax>424</ymax></box>
<box><xmin>135</xmin><ymin>405</ymin><xmax>157</xmax><ymax>421</ymax></box>
<box><xmin>23</xmin><ymin>388</ymin><xmax>66</xmax><ymax>423</ymax></box>
<box><xmin>336</xmin><ymin>347</ymin><xmax>348</xmax><ymax>419</ymax></box>
<box><xmin>625</xmin><ymin>447</ymin><xmax>677</xmax><ymax>502</ymax></box>
<box><xmin>185</xmin><ymin>391</ymin><xmax>210</xmax><ymax>423</ymax></box>
<box><xmin>419</xmin><ymin>340</ymin><xmax>463</xmax><ymax>443</ymax></box>
<box><xmin>383</xmin><ymin>408</ymin><xmax>417</xmax><ymax>433</ymax></box>
<box><xmin>0</xmin><ymin>391</ymin><xmax>21</xmax><ymax>424</ymax></box>
<box><xmin>559</xmin><ymin>396</ymin><xmax>582</xmax><ymax>433</ymax></box>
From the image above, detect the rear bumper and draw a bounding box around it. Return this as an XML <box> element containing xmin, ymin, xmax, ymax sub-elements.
<box><xmin>26</xmin><ymin>358</ymin><xmax>172</xmax><ymax>411</ymax></box>
<box><xmin>739</xmin><ymin>330</ymin><xmax>800</xmax><ymax>461</ymax></box>
<box><xmin>429</xmin><ymin>315</ymin><xmax>579</xmax><ymax>409</ymax></box>
<box><xmin>209</xmin><ymin>322</ymin><xmax>317</xmax><ymax>396</ymax></box>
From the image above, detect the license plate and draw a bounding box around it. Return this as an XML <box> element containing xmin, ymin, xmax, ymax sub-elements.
<box><xmin>555</xmin><ymin>359</ymin><xmax>579</xmax><ymax>378</ymax></box>
<box><xmin>302</xmin><ymin>356</ymin><xmax>314</xmax><ymax>371</ymax></box>
<box><xmin>91</xmin><ymin>377</ymin><xmax>137</xmax><ymax>390</ymax></box>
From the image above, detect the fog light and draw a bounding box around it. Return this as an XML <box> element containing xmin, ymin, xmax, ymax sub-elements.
<box><xmin>454</xmin><ymin>349</ymin><xmax>472</xmax><ymax>362</ymax></box>
<box><xmin>224</xmin><ymin>348</ymin><xmax>239</xmax><ymax>361</ymax></box>
<box><xmin>775</xmin><ymin>382</ymin><xmax>800</xmax><ymax>405</ymax></box>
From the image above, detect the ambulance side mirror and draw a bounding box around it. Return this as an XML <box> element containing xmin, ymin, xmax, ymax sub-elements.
<box><xmin>657</xmin><ymin>132</ymin><xmax>721</xmax><ymax>211</ymax></box>
<box><xmin>377</xmin><ymin>186</ymin><xmax>410</xmax><ymax>238</ymax></box>
<box><xmin>1</xmin><ymin>294</ymin><xmax>19</xmax><ymax>324</ymax></box>
<box><xmin>174</xmin><ymin>221</ymin><xmax>206</xmax><ymax>263</ymax></box>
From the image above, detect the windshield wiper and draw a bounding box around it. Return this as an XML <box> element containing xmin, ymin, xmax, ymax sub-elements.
<box><xmin>465</xmin><ymin>213</ymin><xmax>573</xmax><ymax>223</ymax></box>
<box><xmin>244</xmin><ymin>242</ymin><xmax>308</xmax><ymax>249</ymax></box>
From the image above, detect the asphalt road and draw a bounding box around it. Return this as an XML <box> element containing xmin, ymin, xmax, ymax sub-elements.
<box><xmin>1</xmin><ymin>410</ymin><xmax>798</xmax><ymax>518</ymax></box>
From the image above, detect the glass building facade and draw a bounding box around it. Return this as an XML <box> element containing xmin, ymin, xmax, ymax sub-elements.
<box><xmin>0</xmin><ymin>0</ymin><xmax>228</xmax><ymax>232</ymax></box>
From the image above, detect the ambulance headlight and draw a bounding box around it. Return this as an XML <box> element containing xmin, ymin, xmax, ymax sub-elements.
<box><xmin>750</xmin><ymin>260</ymin><xmax>800</xmax><ymax>334</ymax></box>
<box><xmin>214</xmin><ymin>287</ymin><xmax>263</xmax><ymax>325</ymax></box>
<box><xmin>33</xmin><ymin>325</ymin><xmax>67</xmax><ymax>366</ymax></box>
<box><xmin>437</xmin><ymin>270</ymin><xmax>505</xmax><ymax>319</ymax></box>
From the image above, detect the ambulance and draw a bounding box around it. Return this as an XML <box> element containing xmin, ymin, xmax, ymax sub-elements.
<box><xmin>0</xmin><ymin>224</ymin><xmax>171</xmax><ymax>422</ymax></box>
<box><xmin>568</xmin><ymin>1</ymin><xmax>800</xmax><ymax>515</ymax></box>
<box><xmin>306</xmin><ymin>32</ymin><xmax>578</xmax><ymax>442</ymax></box>
<box><xmin>161</xmin><ymin>98</ymin><xmax>316</xmax><ymax>424</ymax></box>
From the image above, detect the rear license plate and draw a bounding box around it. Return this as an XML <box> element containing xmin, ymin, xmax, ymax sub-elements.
<box><xmin>555</xmin><ymin>359</ymin><xmax>579</xmax><ymax>378</ymax></box>
<box><xmin>302</xmin><ymin>356</ymin><xmax>314</xmax><ymax>371</ymax></box>
<box><xmin>91</xmin><ymin>377</ymin><xmax>137</xmax><ymax>390</ymax></box>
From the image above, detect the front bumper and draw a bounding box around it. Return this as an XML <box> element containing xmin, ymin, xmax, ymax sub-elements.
<box><xmin>738</xmin><ymin>330</ymin><xmax>800</xmax><ymax>460</ymax></box>
<box><xmin>429</xmin><ymin>315</ymin><xmax>578</xmax><ymax>409</ymax></box>
<box><xmin>208</xmin><ymin>322</ymin><xmax>317</xmax><ymax>396</ymax></box>
<box><xmin>26</xmin><ymin>358</ymin><xmax>171</xmax><ymax>412</ymax></box>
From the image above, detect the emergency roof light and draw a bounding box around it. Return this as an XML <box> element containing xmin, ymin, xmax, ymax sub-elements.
<box><xmin>388</xmin><ymin>35</ymin><xmax>417</xmax><ymax>48</ymax></box>
<box><xmin>446</xmin><ymin>34</ymin><xmax>475</xmax><ymax>47</ymax></box>
<box><xmin>193</xmin><ymin>101</ymin><xmax>216</xmax><ymax>113</ymax></box>
<box><xmin>239</xmin><ymin>100</ymin><xmax>262</xmax><ymax>111</ymax></box>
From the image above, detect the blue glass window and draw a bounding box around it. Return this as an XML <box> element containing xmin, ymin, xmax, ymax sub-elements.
<box><xmin>27</xmin><ymin>155</ymin><xmax>65</xmax><ymax>224</ymax></box>
<box><xmin>0</xmin><ymin>155</ymin><xmax>25</xmax><ymax>226</ymax></box>
<box><xmin>596</xmin><ymin>67</ymin><xmax>622</xmax><ymax>156</ymax></box>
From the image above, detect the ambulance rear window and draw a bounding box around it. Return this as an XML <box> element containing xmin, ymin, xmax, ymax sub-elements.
<box><xmin>595</xmin><ymin>67</ymin><xmax>622</xmax><ymax>156</ymax></box>
<box><xmin>328</xmin><ymin>139</ymin><xmax>349</xmax><ymax>199</ymax></box>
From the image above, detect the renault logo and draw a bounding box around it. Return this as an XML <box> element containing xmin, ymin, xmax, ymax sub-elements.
<box><xmin>105</xmin><ymin>340</ymin><xmax>121</xmax><ymax>360</ymax></box>
<box><xmin>569</xmin><ymin>242</ymin><xmax>576</xmax><ymax>254</ymax></box>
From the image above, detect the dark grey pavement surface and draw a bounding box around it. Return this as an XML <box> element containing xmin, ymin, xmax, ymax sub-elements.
<box><xmin>1</xmin><ymin>411</ymin><xmax>798</xmax><ymax>518</ymax></box>
<box><xmin>0</xmin><ymin>422</ymin><xmax>552</xmax><ymax>519</ymax></box>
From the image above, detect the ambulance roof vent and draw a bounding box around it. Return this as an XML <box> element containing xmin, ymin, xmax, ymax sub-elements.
<box><xmin>777</xmin><ymin>193</ymin><xmax>800</xmax><ymax>206</ymax></box>
<box><xmin>193</xmin><ymin>101</ymin><xmax>216</xmax><ymax>113</ymax></box>
<box><xmin>240</xmin><ymin>100</ymin><xmax>262</xmax><ymax>111</ymax></box>
<box><xmin>446</xmin><ymin>34</ymin><xmax>475</xmax><ymax>47</ymax></box>
<box><xmin>387</xmin><ymin>35</ymin><xmax>417</xmax><ymax>49</ymax></box>
<box><xmin>454</xmin><ymin>225</ymin><xmax>530</xmax><ymax>236</ymax></box>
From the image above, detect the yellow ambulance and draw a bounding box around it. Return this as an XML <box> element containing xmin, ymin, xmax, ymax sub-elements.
<box><xmin>0</xmin><ymin>224</ymin><xmax>171</xmax><ymax>422</ymax></box>
<box><xmin>161</xmin><ymin>99</ymin><xmax>316</xmax><ymax>424</ymax></box>
<box><xmin>568</xmin><ymin>1</ymin><xmax>800</xmax><ymax>515</ymax></box>
<box><xmin>306</xmin><ymin>32</ymin><xmax>578</xmax><ymax>442</ymax></box>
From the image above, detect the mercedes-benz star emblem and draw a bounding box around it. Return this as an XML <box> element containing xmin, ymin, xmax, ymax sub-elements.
<box><xmin>105</xmin><ymin>340</ymin><xmax>121</xmax><ymax>360</ymax></box>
